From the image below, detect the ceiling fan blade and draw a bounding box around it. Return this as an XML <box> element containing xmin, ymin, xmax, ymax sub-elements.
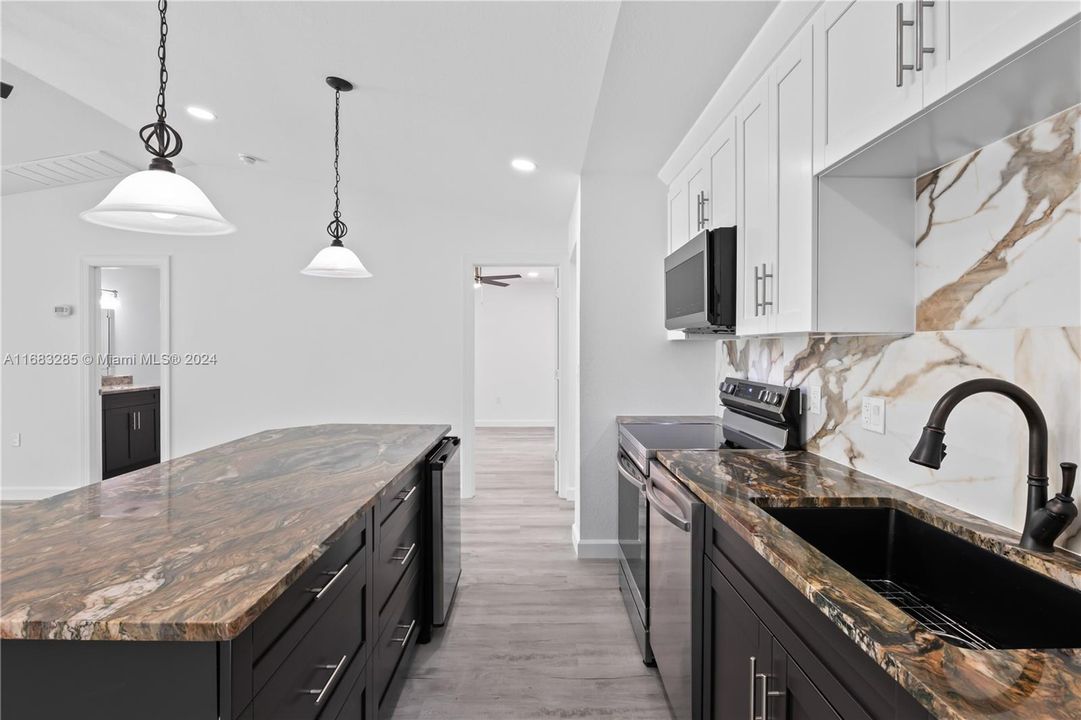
<box><xmin>480</xmin><ymin>274</ymin><xmax>522</xmax><ymax>281</ymax></box>
<box><xmin>482</xmin><ymin>280</ymin><xmax>511</xmax><ymax>287</ymax></box>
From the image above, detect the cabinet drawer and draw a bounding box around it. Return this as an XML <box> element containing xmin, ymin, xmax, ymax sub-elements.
<box><xmin>101</xmin><ymin>389</ymin><xmax>159</xmax><ymax>410</ymax></box>
<box><xmin>328</xmin><ymin>656</ymin><xmax>370</xmax><ymax>720</ymax></box>
<box><xmin>374</xmin><ymin>559</ymin><xmax>421</xmax><ymax>707</ymax></box>
<box><xmin>377</xmin><ymin>463</ymin><xmax>423</xmax><ymax>527</ymax></box>
<box><xmin>253</xmin><ymin>563</ymin><xmax>367</xmax><ymax>720</ymax></box>
<box><xmin>253</xmin><ymin>513</ymin><xmax>369</xmax><ymax>680</ymax></box>
<box><xmin>375</xmin><ymin>492</ymin><xmax>422</xmax><ymax>613</ymax></box>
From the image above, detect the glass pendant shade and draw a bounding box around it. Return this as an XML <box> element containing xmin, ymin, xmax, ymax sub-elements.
<box><xmin>301</xmin><ymin>243</ymin><xmax>372</xmax><ymax>278</ymax></box>
<box><xmin>81</xmin><ymin>169</ymin><xmax>235</xmax><ymax>236</ymax></box>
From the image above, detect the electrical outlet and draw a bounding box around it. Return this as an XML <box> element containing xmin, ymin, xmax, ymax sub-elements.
<box><xmin>807</xmin><ymin>385</ymin><xmax>822</xmax><ymax>415</ymax></box>
<box><xmin>11</xmin><ymin>433</ymin><xmax>21</xmax><ymax>447</ymax></box>
<box><xmin>861</xmin><ymin>397</ymin><xmax>886</xmax><ymax>434</ymax></box>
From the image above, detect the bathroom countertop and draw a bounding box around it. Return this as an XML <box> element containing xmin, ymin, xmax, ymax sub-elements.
<box><xmin>658</xmin><ymin>449</ymin><xmax>1081</xmax><ymax>720</ymax></box>
<box><xmin>99</xmin><ymin>384</ymin><xmax>160</xmax><ymax>395</ymax></box>
<box><xmin>0</xmin><ymin>423</ymin><xmax>449</xmax><ymax>642</ymax></box>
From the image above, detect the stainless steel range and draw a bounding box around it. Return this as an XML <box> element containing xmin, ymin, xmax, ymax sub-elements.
<box><xmin>616</xmin><ymin>377</ymin><xmax>801</xmax><ymax>719</ymax></box>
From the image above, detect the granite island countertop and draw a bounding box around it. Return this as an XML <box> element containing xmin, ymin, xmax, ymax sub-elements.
<box><xmin>99</xmin><ymin>383</ymin><xmax>160</xmax><ymax>395</ymax></box>
<box><xmin>658</xmin><ymin>449</ymin><xmax>1081</xmax><ymax>720</ymax></box>
<box><xmin>0</xmin><ymin>423</ymin><xmax>449</xmax><ymax>642</ymax></box>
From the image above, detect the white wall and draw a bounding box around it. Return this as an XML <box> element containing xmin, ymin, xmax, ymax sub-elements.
<box><xmin>1</xmin><ymin>166</ymin><xmax>565</xmax><ymax>497</ymax></box>
<box><xmin>99</xmin><ymin>267</ymin><xmax>160</xmax><ymax>387</ymax></box>
<box><xmin>474</xmin><ymin>280</ymin><xmax>557</xmax><ymax>426</ymax></box>
<box><xmin>561</xmin><ymin>185</ymin><xmax>581</xmax><ymax>506</ymax></box>
<box><xmin>576</xmin><ymin>172</ymin><xmax>715</xmax><ymax>557</ymax></box>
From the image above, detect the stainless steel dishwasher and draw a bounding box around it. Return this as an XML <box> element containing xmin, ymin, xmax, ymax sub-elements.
<box><xmin>647</xmin><ymin>459</ymin><xmax>704</xmax><ymax>720</ymax></box>
<box><xmin>424</xmin><ymin>436</ymin><xmax>462</xmax><ymax>639</ymax></box>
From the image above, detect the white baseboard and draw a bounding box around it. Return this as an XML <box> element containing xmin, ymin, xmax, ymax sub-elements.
<box><xmin>572</xmin><ymin>524</ymin><xmax>620</xmax><ymax>559</ymax></box>
<box><xmin>1</xmin><ymin>484</ymin><xmax>82</xmax><ymax>502</ymax></box>
<box><xmin>474</xmin><ymin>420</ymin><xmax>556</xmax><ymax>428</ymax></box>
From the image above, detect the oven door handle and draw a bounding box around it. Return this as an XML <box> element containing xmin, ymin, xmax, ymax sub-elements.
<box><xmin>645</xmin><ymin>481</ymin><xmax>690</xmax><ymax>531</ymax></box>
<box><xmin>617</xmin><ymin>463</ymin><xmax>645</xmax><ymax>492</ymax></box>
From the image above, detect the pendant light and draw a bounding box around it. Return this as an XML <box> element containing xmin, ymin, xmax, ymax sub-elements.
<box><xmin>80</xmin><ymin>0</ymin><xmax>234</xmax><ymax>236</ymax></box>
<box><xmin>301</xmin><ymin>77</ymin><xmax>372</xmax><ymax>278</ymax></box>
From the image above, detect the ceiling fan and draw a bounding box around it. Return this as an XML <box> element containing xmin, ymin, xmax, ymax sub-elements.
<box><xmin>474</xmin><ymin>267</ymin><xmax>522</xmax><ymax>288</ymax></box>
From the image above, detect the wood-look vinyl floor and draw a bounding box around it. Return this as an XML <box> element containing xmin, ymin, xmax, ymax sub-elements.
<box><xmin>394</xmin><ymin>427</ymin><xmax>671</xmax><ymax>720</ymax></box>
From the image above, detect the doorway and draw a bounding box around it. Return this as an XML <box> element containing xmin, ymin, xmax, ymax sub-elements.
<box><xmin>472</xmin><ymin>265</ymin><xmax>559</xmax><ymax>494</ymax></box>
<box><xmin>80</xmin><ymin>257</ymin><xmax>171</xmax><ymax>485</ymax></box>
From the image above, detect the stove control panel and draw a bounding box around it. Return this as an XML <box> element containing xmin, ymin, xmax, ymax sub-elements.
<box><xmin>719</xmin><ymin>377</ymin><xmax>799</xmax><ymax>420</ymax></box>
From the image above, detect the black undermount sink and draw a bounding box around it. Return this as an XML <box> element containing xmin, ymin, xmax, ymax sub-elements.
<box><xmin>763</xmin><ymin>506</ymin><xmax>1081</xmax><ymax>650</ymax></box>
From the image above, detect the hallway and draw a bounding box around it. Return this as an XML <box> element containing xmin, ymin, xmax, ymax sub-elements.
<box><xmin>395</xmin><ymin>427</ymin><xmax>671</xmax><ymax>719</ymax></box>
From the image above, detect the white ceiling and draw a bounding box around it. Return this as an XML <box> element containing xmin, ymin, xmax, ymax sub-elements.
<box><xmin>1</xmin><ymin>1</ymin><xmax>775</xmax><ymax>232</ymax></box>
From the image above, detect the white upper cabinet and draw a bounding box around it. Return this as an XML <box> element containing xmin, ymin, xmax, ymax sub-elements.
<box><xmin>667</xmin><ymin>183</ymin><xmax>689</xmax><ymax>254</ymax></box>
<box><xmin>770</xmin><ymin>24</ymin><xmax>816</xmax><ymax>334</ymax></box>
<box><xmin>923</xmin><ymin>0</ymin><xmax>1080</xmax><ymax>103</ymax></box>
<box><xmin>736</xmin><ymin>77</ymin><xmax>772</xmax><ymax>336</ymax></box>
<box><xmin>815</xmin><ymin>0</ymin><xmax>924</xmax><ymax>170</ymax></box>
<box><xmin>707</xmin><ymin>118</ymin><xmax>737</xmax><ymax>230</ymax></box>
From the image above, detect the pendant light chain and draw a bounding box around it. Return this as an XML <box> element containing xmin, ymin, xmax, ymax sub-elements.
<box><xmin>155</xmin><ymin>0</ymin><xmax>169</xmax><ymax>124</ymax></box>
<box><xmin>327</xmin><ymin>88</ymin><xmax>348</xmax><ymax>244</ymax></box>
<box><xmin>138</xmin><ymin>0</ymin><xmax>182</xmax><ymax>169</ymax></box>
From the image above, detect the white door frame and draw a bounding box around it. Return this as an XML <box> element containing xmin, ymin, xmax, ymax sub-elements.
<box><xmin>462</xmin><ymin>253</ymin><xmax>571</xmax><ymax>500</ymax></box>
<box><xmin>80</xmin><ymin>255</ymin><xmax>171</xmax><ymax>487</ymax></box>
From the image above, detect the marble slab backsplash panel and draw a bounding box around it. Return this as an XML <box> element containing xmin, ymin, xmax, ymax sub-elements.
<box><xmin>916</xmin><ymin>105</ymin><xmax>1079</xmax><ymax>330</ymax></box>
<box><xmin>716</xmin><ymin>107</ymin><xmax>1081</xmax><ymax>552</ymax></box>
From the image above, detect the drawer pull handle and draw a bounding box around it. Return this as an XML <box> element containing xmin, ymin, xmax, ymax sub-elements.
<box><xmin>304</xmin><ymin>654</ymin><xmax>348</xmax><ymax>705</ymax></box>
<box><xmin>308</xmin><ymin>563</ymin><xmax>348</xmax><ymax>600</ymax></box>
<box><xmin>396</xmin><ymin>485</ymin><xmax>418</xmax><ymax>504</ymax></box>
<box><xmin>393</xmin><ymin>619</ymin><xmax>417</xmax><ymax>648</ymax></box>
<box><xmin>393</xmin><ymin>542</ymin><xmax>417</xmax><ymax>566</ymax></box>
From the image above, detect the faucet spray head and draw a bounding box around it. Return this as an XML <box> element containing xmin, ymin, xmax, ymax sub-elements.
<box><xmin>909</xmin><ymin>426</ymin><xmax>947</xmax><ymax>469</ymax></box>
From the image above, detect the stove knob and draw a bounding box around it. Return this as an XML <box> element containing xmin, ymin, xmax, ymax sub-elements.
<box><xmin>758</xmin><ymin>390</ymin><xmax>767</xmax><ymax>402</ymax></box>
<box><xmin>773</xmin><ymin>393</ymin><xmax>784</xmax><ymax>406</ymax></box>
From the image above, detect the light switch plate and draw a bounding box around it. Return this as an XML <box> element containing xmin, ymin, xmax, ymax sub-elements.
<box><xmin>861</xmin><ymin>397</ymin><xmax>886</xmax><ymax>434</ymax></box>
<box><xmin>807</xmin><ymin>385</ymin><xmax>822</xmax><ymax>415</ymax></box>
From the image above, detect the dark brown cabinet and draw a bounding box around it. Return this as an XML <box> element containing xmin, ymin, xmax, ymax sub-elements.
<box><xmin>102</xmin><ymin>389</ymin><xmax>160</xmax><ymax>479</ymax></box>
<box><xmin>700</xmin><ymin>508</ymin><xmax>932</xmax><ymax>720</ymax></box>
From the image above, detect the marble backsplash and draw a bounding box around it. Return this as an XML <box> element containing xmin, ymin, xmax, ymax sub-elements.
<box><xmin>716</xmin><ymin>106</ymin><xmax>1081</xmax><ymax>551</ymax></box>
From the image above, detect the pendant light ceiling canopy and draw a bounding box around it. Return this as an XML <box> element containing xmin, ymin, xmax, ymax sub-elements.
<box><xmin>81</xmin><ymin>0</ymin><xmax>234</xmax><ymax>236</ymax></box>
<box><xmin>301</xmin><ymin>76</ymin><xmax>372</xmax><ymax>279</ymax></box>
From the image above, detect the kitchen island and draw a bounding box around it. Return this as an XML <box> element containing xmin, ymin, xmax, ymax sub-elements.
<box><xmin>1</xmin><ymin>423</ymin><xmax>450</xmax><ymax>720</ymax></box>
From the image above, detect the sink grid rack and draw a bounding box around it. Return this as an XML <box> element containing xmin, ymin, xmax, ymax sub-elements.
<box><xmin>863</xmin><ymin>579</ymin><xmax>995</xmax><ymax>651</ymax></box>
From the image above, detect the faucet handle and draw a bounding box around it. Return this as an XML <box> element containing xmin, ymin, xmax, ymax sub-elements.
<box><xmin>1061</xmin><ymin>462</ymin><xmax>1077</xmax><ymax>499</ymax></box>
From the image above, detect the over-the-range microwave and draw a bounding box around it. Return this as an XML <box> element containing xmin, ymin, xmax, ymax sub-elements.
<box><xmin>664</xmin><ymin>226</ymin><xmax>737</xmax><ymax>334</ymax></box>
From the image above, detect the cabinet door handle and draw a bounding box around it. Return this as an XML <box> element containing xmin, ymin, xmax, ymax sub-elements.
<box><xmin>304</xmin><ymin>654</ymin><xmax>348</xmax><ymax>705</ymax></box>
<box><xmin>137</xmin><ymin>411</ymin><xmax>141</xmax><ymax>430</ymax></box>
<box><xmin>396</xmin><ymin>485</ymin><xmax>418</xmax><ymax>504</ymax></box>
<box><xmin>896</xmin><ymin>3</ymin><xmax>914</xmax><ymax>87</ymax></box>
<box><xmin>760</xmin><ymin>263</ymin><xmax>774</xmax><ymax>313</ymax></box>
<box><xmin>392</xmin><ymin>542</ymin><xmax>417</xmax><ymax>566</ymax></box>
<box><xmin>753</xmin><ymin>266</ymin><xmax>761</xmax><ymax>316</ymax></box>
<box><xmin>915</xmin><ymin>0</ymin><xmax>935</xmax><ymax>70</ymax></box>
<box><xmin>757</xmin><ymin>672</ymin><xmax>785</xmax><ymax>719</ymax></box>
<box><xmin>393</xmin><ymin>619</ymin><xmax>417</xmax><ymax>648</ymax></box>
<box><xmin>748</xmin><ymin>656</ymin><xmax>758</xmax><ymax>720</ymax></box>
<box><xmin>307</xmin><ymin>563</ymin><xmax>348</xmax><ymax>600</ymax></box>
<box><xmin>700</xmin><ymin>192</ymin><xmax>709</xmax><ymax>228</ymax></box>
<box><xmin>132</xmin><ymin>412</ymin><xmax>136</xmax><ymax>430</ymax></box>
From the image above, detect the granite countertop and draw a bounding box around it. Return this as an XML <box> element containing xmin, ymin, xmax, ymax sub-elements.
<box><xmin>658</xmin><ymin>449</ymin><xmax>1081</xmax><ymax>720</ymax></box>
<box><xmin>99</xmin><ymin>384</ymin><xmax>160</xmax><ymax>395</ymax></box>
<box><xmin>0</xmin><ymin>423</ymin><xmax>449</xmax><ymax>642</ymax></box>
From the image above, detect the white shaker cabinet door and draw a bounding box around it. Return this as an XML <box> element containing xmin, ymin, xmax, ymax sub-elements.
<box><xmin>771</xmin><ymin>24</ymin><xmax>816</xmax><ymax>334</ymax></box>
<box><xmin>816</xmin><ymin>0</ymin><xmax>923</xmax><ymax>169</ymax></box>
<box><xmin>736</xmin><ymin>77</ymin><xmax>773</xmax><ymax>336</ymax></box>
<box><xmin>707</xmin><ymin>117</ymin><xmax>737</xmax><ymax>230</ymax></box>
<box><xmin>687</xmin><ymin>156</ymin><xmax>710</xmax><ymax>238</ymax></box>
<box><xmin>926</xmin><ymin>0</ymin><xmax>1080</xmax><ymax>100</ymax></box>
<box><xmin>667</xmin><ymin>183</ymin><xmax>689</xmax><ymax>254</ymax></box>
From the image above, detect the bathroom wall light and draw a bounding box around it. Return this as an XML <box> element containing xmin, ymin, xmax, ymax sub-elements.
<box><xmin>100</xmin><ymin>289</ymin><xmax>120</xmax><ymax>310</ymax></box>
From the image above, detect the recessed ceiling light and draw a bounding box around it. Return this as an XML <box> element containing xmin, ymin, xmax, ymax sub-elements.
<box><xmin>186</xmin><ymin>106</ymin><xmax>216</xmax><ymax>121</ymax></box>
<box><xmin>511</xmin><ymin>157</ymin><xmax>536</xmax><ymax>173</ymax></box>
<box><xmin>527</xmin><ymin>271</ymin><xmax>540</xmax><ymax>278</ymax></box>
